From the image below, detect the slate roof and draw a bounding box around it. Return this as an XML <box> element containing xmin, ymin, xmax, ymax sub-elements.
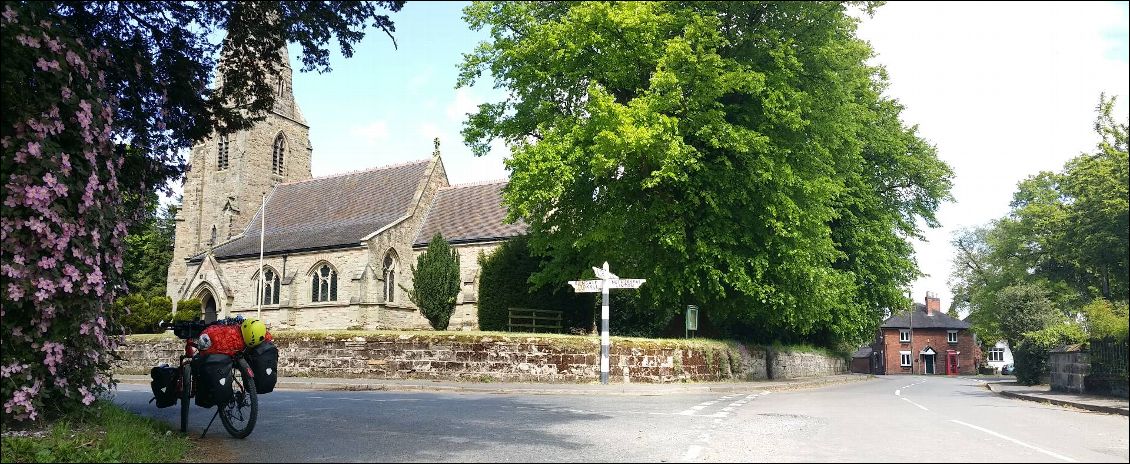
<box><xmin>210</xmin><ymin>159</ymin><xmax>431</xmax><ymax>260</ymax></box>
<box><xmin>413</xmin><ymin>181</ymin><xmax>527</xmax><ymax>247</ymax></box>
<box><xmin>851</xmin><ymin>346</ymin><xmax>873</xmax><ymax>359</ymax></box>
<box><xmin>881</xmin><ymin>303</ymin><xmax>971</xmax><ymax>330</ymax></box>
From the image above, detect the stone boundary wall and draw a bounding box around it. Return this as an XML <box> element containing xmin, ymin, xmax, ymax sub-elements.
<box><xmin>116</xmin><ymin>331</ymin><xmax>846</xmax><ymax>384</ymax></box>
<box><xmin>768</xmin><ymin>350</ymin><xmax>849</xmax><ymax>379</ymax></box>
<box><xmin>1050</xmin><ymin>348</ymin><xmax>1089</xmax><ymax>394</ymax></box>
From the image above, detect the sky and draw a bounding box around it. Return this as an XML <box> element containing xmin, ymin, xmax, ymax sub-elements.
<box><xmin>173</xmin><ymin>1</ymin><xmax>1130</xmax><ymax>315</ymax></box>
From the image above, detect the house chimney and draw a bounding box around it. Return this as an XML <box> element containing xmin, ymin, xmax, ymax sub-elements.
<box><xmin>925</xmin><ymin>291</ymin><xmax>940</xmax><ymax>316</ymax></box>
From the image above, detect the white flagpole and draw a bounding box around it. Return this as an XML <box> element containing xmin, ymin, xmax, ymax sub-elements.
<box><xmin>257</xmin><ymin>193</ymin><xmax>266</xmax><ymax>320</ymax></box>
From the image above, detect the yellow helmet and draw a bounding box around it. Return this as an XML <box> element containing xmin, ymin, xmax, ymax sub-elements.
<box><xmin>241</xmin><ymin>318</ymin><xmax>267</xmax><ymax>348</ymax></box>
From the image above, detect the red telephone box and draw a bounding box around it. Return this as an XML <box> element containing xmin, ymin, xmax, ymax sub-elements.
<box><xmin>946</xmin><ymin>350</ymin><xmax>958</xmax><ymax>375</ymax></box>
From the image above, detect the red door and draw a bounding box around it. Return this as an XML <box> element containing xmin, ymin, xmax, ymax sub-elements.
<box><xmin>946</xmin><ymin>351</ymin><xmax>958</xmax><ymax>375</ymax></box>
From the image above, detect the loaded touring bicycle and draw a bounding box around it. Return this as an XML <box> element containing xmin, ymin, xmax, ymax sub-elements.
<box><xmin>150</xmin><ymin>316</ymin><xmax>278</xmax><ymax>438</ymax></box>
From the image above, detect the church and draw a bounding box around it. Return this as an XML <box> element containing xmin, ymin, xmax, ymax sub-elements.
<box><xmin>165</xmin><ymin>49</ymin><xmax>524</xmax><ymax>330</ymax></box>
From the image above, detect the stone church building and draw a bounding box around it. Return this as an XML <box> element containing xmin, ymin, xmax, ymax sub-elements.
<box><xmin>166</xmin><ymin>49</ymin><xmax>524</xmax><ymax>330</ymax></box>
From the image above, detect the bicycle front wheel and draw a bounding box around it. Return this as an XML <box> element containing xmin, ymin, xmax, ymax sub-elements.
<box><xmin>219</xmin><ymin>358</ymin><xmax>257</xmax><ymax>439</ymax></box>
<box><xmin>180</xmin><ymin>363</ymin><xmax>191</xmax><ymax>433</ymax></box>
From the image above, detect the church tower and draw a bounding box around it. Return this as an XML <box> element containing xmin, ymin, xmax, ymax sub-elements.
<box><xmin>167</xmin><ymin>46</ymin><xmax>313</xmax><ymax>299</ymax></box>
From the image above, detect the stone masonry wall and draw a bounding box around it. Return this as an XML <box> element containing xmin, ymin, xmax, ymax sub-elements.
<box><xmin>1049</xmin><ymin>348</ymin><xmax>1089</xmax><ymax>394</ymax></box>
<box><xmin>115</xmin><ymin>332</ymin><xmax>822</xmax><ymax>384</ymax></box>
<box><xmin>768</xmin><ymin>350</ymin><xmax>848</xmax><ymax>379</ymax></box>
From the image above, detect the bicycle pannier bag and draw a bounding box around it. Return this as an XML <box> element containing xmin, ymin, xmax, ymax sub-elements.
<box><xmin>194</xmin><ymin>353</ymin><xmax>233</xmax><ymax>408</ymax></box>
<box><xmin>247</xmin><ymin>341</ymin><xmax>278</xmax><ymax>394</ymax></box>
<box><xmin>149</xmin><ymin>365</ymin><xmax>179</xmax><ymax>408</ymax></box>
<box><xmin>199</xmin><ymin>324</ymin><xmax>245</xmax><ymax>356</ymax></box>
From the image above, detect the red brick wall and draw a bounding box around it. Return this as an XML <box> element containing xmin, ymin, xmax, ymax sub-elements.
<box><xmin>880</xmin><ymin>328</ymin><xmax>977</xmax><ymax>375</ymax></box>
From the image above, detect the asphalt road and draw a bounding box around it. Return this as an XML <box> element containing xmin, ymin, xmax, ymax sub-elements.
<box><xmin>111</xmin><ymin>376</ymin><xmax>1129</xmax><ymax>462</ymax></box>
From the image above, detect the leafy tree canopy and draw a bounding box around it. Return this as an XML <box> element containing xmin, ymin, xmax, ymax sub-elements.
<box><xmin>458</xmin><ymin>1</ymin><xmax>952</xmax><ymax>348</ymax></box>
<box><xmin>951</xmin><ymin>95</ymin><xmax>1129</xmax><ymax>343</ymax></box>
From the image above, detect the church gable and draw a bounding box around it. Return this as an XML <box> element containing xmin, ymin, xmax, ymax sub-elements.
<box><xmin>211</xmin><ymin>159</ymin><xmax>432</xmax><ymax>259</ymax></box>
<box><xmin>413</xmin><ymin>181</ymin><xmax>527</xmax><ymax>247</ymax></box>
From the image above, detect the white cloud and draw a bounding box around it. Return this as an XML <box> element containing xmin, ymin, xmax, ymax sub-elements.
<box><xmin>349</xmin><ymin>120</ymin><xmax>389</xmax><ymax>145</ymax></box>
<box><xmin>854</xmin><ymin>1</ymin><xmax>1130</xmax><ymax>310</ymax></box>
<box><xmin>446</xmin><ymin>87</ymin><xmax>482</xmax><ymax>122</ymax></box>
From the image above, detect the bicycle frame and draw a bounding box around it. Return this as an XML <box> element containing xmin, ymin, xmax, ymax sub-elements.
<box><xmin>177</xmin><ymin>338</ymin><xmax>197</xmax><ymax>398</ymax></box>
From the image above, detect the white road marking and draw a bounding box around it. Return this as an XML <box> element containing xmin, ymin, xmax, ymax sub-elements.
<box><xmin>901</xmin><ymin>397</ymin><xmax>928</xmax><ymax>411</ymax></box>
<box><xmin>682</xmin><ymin>445</ymin><xmax>703</xmax><ymax>462</ymax></box>
<box><xmin>895</xmin><ymin>390</ymin><xmax>900</xmax><ymax>396</ymax></box>
<box><xmin>949</xmin><ymin>420</ymin><xmax>1078</xmax><ymax>463</ymax></box>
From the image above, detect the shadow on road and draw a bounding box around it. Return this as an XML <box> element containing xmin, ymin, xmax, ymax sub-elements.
<box><xmin>112</xmin><ymin>387</ymin><xmax>618</xmax><ymax>462</ymax></box>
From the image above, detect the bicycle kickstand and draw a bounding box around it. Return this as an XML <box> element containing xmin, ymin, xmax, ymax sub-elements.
<box><xmin>201</xmin><ymin>408</ymin><xmax>220</xmax><ymax>439</ymax></box>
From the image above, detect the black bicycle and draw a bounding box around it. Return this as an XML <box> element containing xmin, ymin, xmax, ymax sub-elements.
<box><xmin>158</xmin><ymin>320</ymin><xmax>258</xmax><ymax>439</ymax></box>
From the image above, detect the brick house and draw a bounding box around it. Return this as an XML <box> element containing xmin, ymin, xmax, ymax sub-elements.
<box><xmin>873</xmin><ymin>292</ymin><xmax>976</xmax><ymax>375</ymax></box>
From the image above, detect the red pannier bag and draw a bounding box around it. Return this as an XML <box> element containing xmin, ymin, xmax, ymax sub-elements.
<box><xmin>199</xmin><ymin>324</ymin><xmax>245</xmax><ymax>356</ymax></box>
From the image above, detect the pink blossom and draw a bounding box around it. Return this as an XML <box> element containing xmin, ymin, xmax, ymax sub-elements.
<box><xmin>26</xmin><ymin>141</ymin><xmax>40</xmax><ymax>157</ymax></box>
<box><xmin>15</xmin><ymin>34</ymin><xmax>40</xmax><ymax>48</ymax></box>
<box><xmin>3</xmin><ymin>5</ymin><xmax>16</xmax><ymax>22</ymax></box>
<box><xmin>7</xmin><ymin>283</ymin><xmax>25</xmax><ymax>301</ymax></box>
<box><xmin>37</xmin><ymin>256</ymin><xmax>57</xmax><ymax>269</ymax></box>
<box><xmin>45</xmin><ymin>37</ymin><xmax>62</xmax><ymax>53</ymax></box>
<box><xmin>60</xmin><ymin>86</ymin><xmax>72</xmax><ymax>100</ymax></box>
<box><xmin>78</xmin><ymin>386</ymin><xmax>95</xmax><ymax>405</ymax></box>
<box><xmin>35</xmin><ymin>58</ymin><xmax>60</xmax><ymax>71</ymax></box>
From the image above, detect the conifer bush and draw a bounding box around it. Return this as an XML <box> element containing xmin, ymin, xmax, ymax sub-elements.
<box><xmin>406</xmin><ymin>234</ymin><xmax>461</xmax><ymax>330</ymax></box>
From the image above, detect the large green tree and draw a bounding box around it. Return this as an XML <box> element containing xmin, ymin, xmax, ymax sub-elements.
<box><xmin>458</xmin><ymin>1</ymin><xmax>952</xmax><ymax>348</ymax></box>
<box><xmin>1</xmin><ymin>0</ymin><xmax>404</xmax><ymax>423</ymax></box>
<box><xmin>951</xmin><ymin>96</ymin><xmax>1129</xmax><ymax>344</ymax></box>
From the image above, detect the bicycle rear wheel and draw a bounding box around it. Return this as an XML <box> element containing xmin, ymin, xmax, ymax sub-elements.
<box><xmin>180</xmin><ymin>363</ymin><xmax>191</xmax><ymax>433</ymax></box>
<box><xmin>219</xmin><ymin>358</ymin><xmax>257</xmax><ymax>439</ymax></box>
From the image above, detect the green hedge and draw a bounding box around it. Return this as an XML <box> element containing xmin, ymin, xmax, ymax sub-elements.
<box><xmin>172</xmin><ymin>298</ymin><xmax>201</xmax><ymax>322</ymax></box>
<box><xmin>109</xmin><ymin>297</ymin><xmax>202</xmax><ymax>334</ymax></box>
<box><xmin>477</xmin><ymin>235</ymin><xmax>594</xmax><ymax>333</ymax></box>
<box><xmin>1014</xmin><ymin>323</ymin><xmax>1088</xmax><ymax>385</ymax></box>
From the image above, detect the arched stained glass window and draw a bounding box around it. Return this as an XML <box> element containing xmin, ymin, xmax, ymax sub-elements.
<box><xmin>383</xmin><ymin>251</ymin><xmax>398</xmax><ymax>303</ymax></box>
<box><xmin>217</xmin><ymin>135</ymin><xmax>229</xmax><ymax>170</ymax></box>
<box><xmin>256</xmin><ymin>268</ymin><xmax>280</xmax><ymax>305</ymax></box>
<box><xmin>272</xmin><ymin>133</ymin><xmax>286</xmax><ymax>176</ymax></box>
<box><xmin>311</xmin><ymin>263</ymin><xmax>337</xmax><ymax>302</ymax></box>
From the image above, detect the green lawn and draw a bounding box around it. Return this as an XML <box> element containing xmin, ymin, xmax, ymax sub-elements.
<box><xmin>1</xmin><ymin>401</ymin><xmax>192</xmax><ymax>463</ymax></box>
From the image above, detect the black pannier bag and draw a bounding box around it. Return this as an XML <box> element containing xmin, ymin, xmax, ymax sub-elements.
<box><xmin>247</xmin><ymin>342</ymin><xmax>278</xmax><ymax>394</ymax></box>
<box><xmin>194</xmin><ymin>353</ymin><xmax>233</xmax><ymax>408</ymax></box>
<box><xmin>149</xmin><ymin>365</ymin><xmax>179</xmax><ymax>408</ymax></box>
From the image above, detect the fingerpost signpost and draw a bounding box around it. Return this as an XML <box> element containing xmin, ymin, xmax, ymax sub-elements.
<box><xmin>568</xmin><ymin>262</ymin><xmax>645</xmax><ymax>385</ymax></box>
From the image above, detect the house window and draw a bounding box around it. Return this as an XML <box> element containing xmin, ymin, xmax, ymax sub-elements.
<box><xmin>988</xmin><ymin>348</ymin><xmax>1005</xmax><ymax>362</ymax></box>
<box><xmin>383</xmin><ymin>251</ymin><xmax>398</xmax><ymax>303</ymax></box>
<box><xmin>272</xmin><ymin>134</ymin><xmax>286</xmax><ymax>176</ymax></box>
<box><xmin>256</xmin><ymin>268</ymin><xmax>280</xmax><ymax>305</ymax></box>
<box><xmin>900</xmin><ymin>351</ymin><xmax>911</xmax><ymax>367</ymax></box>
<box><xmin>217</xmin><ymin>135</ymin><xmax>229</xmax><ymax>170</ymax></box>
<box><xmin>311</xmin><ymin>263</ymin><xmax>337</xmax><ymax>302</ymax></box>
<box><xmin>947</xmin><ymin>330</ymin><xmax>958</xmax><ymax>344</ymax></box>
<box><xmin>899</xmin><ymin>329</ymin><xmax>910</xmax><ymax>343</ymax></box>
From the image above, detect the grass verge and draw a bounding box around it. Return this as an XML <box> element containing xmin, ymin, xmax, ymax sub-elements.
<box><xmin>1</xmin><ymin>401</ymin><xmax>192</xmax><ymax>463</ymax></box>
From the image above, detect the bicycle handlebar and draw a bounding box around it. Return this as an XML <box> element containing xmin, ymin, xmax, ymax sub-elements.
<box><xmin>159</xmin><ymin>319</ymin><xmax>212</xmax><ymax>339</ymax></box>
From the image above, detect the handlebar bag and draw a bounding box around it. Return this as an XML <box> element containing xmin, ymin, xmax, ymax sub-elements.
<box><xmin>247</xmin><ymin>341</ymin><xmax>278</xmax><ymax>394</ymax></box>
<box><xmin>194</xmin><ymin>353</ymin><xmax>233</xmax><ymax>408</ymax></box>
<box><xmin>149</xmin><ymin>366</ymin><xmax>179</xmax><ymax>408</ymax></box>
<box><xmin>199</xmin><ymin>324</ymin><xmax>245</xmax><ymax>356</ymax></box>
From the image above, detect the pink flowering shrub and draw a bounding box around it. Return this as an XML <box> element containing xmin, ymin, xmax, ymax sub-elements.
<box><xmin>1</xmin><ymin>5</ymin><xmax>125</xmax><ymax>422</ymax></box>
